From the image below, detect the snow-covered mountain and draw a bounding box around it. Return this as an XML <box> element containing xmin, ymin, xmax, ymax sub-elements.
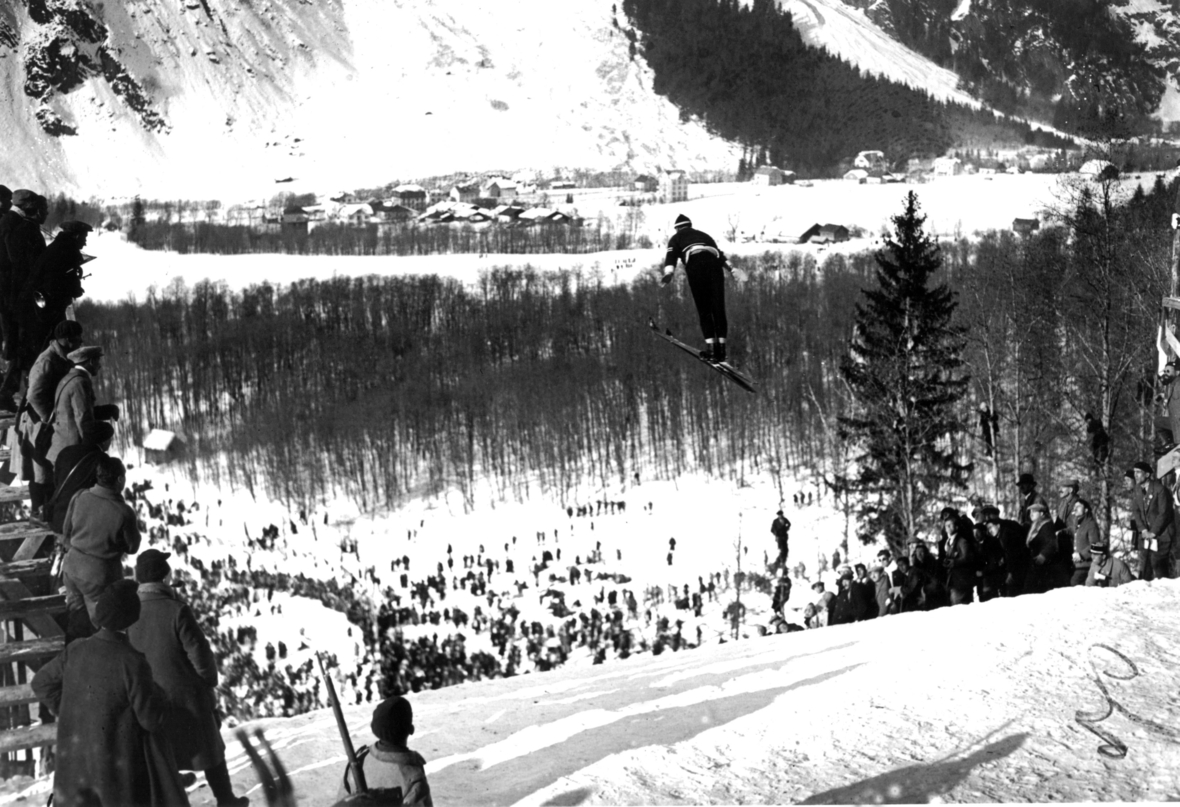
<box><xmin>837</xmin><ymin>0</ymin><xmax>1180</xmax><ymax>129</ymax></box>
<box><xmin>0</xmin><ymin>0</ymin><xmax>743</xmax><ymax>199</ymax></box>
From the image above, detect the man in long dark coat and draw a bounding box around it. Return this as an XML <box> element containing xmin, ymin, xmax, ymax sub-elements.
<box><xmin>1023</xmin><ymin>502</ymin><xmax>1059</xmax><ymax>594</ymax></box>
<box><xmin>17</xmin><ymin>220</ymin><xmax>89</xmax><ymax>367</ymax></box>
<box><xmin>0</xmin><ymin>189</ymin><xmax>47</xmax><ymax>408</ymax></box>
<box><xmin>128</xmin><ymin>550</ymin><xmax>249</xmax><ymax>807</ymax></box>
<box><xmin>1134</xmin><ymin>461</ymin><xmax>1175</xmax><ymax>580</ymax></box>
<box><xmin>31</xmin><ymin>579</ymin><xmax>189</xmax><ymax>807</ymax></box>
<box><xmin>981</xmin><ymin>505</ymin><xmax>1029</xmax><ymax>597</ymax></box>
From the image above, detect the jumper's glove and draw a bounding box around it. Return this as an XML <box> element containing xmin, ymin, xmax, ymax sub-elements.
<box><xmin>1172</xmin><ymin>212</ymin><xmax>1179</xmax><ymax>230</ymax></box>
<box><xmin>729</xmin><ymin>267</ymin><xmax>748</xmax><ymax>283</ymax></box>
<box><xmin>660</xmin><ymin>272</ymin><xmax>673</xmax><ymax>286</ymax></box>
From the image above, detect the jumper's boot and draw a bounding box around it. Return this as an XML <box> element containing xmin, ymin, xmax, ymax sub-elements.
<box><xmin>713</xmin><ymin>342</ymin><xmax>727</xmax><ymax>364</ymax></box>
<box><xmin>699</xmin><ymin>344</ymin><xmax>715</xmax><ymax>362</ymax></box>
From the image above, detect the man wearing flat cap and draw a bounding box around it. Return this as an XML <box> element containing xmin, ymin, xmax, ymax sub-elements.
<box><xmin>1015</xmin><ymin>473</ymin><xmax>1048</xmax><ymax>527</ymax></box>
<box><xmin>46</xmin><ymin>344</ymin><xmax>119</xmax><ymax>465</ymax></box>
<box><xmin>1023</xmin><ymin>501</ymin><xmax>1059</xmax><ymax>594</ymax></box>
<box><xmin>1132</xmin><ymin>461</ymin><xmax>1175</xmax><ymax>581</ymax></box>
<box><xmin>0</xmin><ymin>189</ymin><xmax>47</xmax><ymax>408</ymax></box>
<box><xmin>60</xmin><ymin>456</ymin><xmax>140</xmax><ymax>636</ymax></box>
<box><xmin>32</xmin><ymin>579</ymin><xmax>188</xmax><ymax>807</ymax></box>
<box><xmin>21</xmin><ymin>319</ymin><xmax>83</xmax><ymax>514</ymax></box>
<box><xmin>128</xmin><ymin>549</ymin><xmax>249</xmax><ymax>806</ymax></box>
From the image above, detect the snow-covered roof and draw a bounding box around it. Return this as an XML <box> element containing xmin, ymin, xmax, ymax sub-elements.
<box><xmin>142</xmin><ymin>428</ymin><xmax>183</xmax><ymax>451</ymax></box>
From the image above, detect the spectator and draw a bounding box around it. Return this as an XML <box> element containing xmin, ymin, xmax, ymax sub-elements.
<box><xmin>829</xmin><ymin>574</ymin><xmax>858</xmax><ymax>625</ymax></box>
<box><xmin>31</xmin><ymin>579</ymin><xmax>188</xmax><ymax>807</ymax></box>
<box><xmin>940</xmin><ymin>509</ymin><xmax>977</xmax><ymax>606</ymax></box>
<box><xmin>1015</xmin><ymin>473</ymin><xmax>1048</xmax><ymax>527</ymax></box>
<box><xmin>978</xmin><ymin>402</ymin><xmax>997</xmax><ymax>456</ymax></box>
<box><xmin>1125</xmin><ymin>467</ymin><xmax>1144</xmax><ymax>554</ymax></box>
<box><xmin>1134</xmin><ymin>461</ymin><xmax>1175</xmax><ymax>581</ymax></box>
<box><xmin>337</xmin><ymin>696</ymin><xmax>434</xmax><ymax>806</ymax></box>
<box><xmin>45</xmin><ymin>420</ymin><xmax>114</xmax><ymax>533</ymax></box>
<box><xmin>809</xmin><ymin>581</ymin><xmax>833</xmax><ymax>627</ymax></box>
<box><xmin>1053</xmin><ymin>479</ymin><xmax>1081</xmax><ymax>588</ymax></box>
<box><xmin>909</xmin><ymin>541</ymin><xmax>947</xmax><ymax>610</ymax></box>
<box><xmin>20</xmin><ymin>319</ymin><xmax>83</xmax><ymax>514</ymax></box>
<box><xmin>0</xmin><ymin>189</ymin><xmax>47</xmax><ymax>409</ymax></box>
<box><xmin>1069</xmin><ymin>498</ymin><xmax>1099</xmax><ymax>587</ymax></box>
<box><xmin>852</xmin><ymin>563</ymin><xmax>877</xmax><ymax>618</ymax></box>
<box><xmin>769</xmin><ymin>509</ymin><xmax>790</xmax><ymax>571</ymax></box>
<box><xmin>971</xmin><ymin>522</ymin><xmax>1005</xmax><ymax>602</ymax></box>
<box><xmin>1085</xmin><ymin>543</ymin><xmax>1135</xmax><ymax>588</ymax></box>
<box><xmin>0</xmin><ymin>185</ymin><xmax>9</xmax><ymax>216</ymax></box>
<box><xmin>46</xmin><ymin>345</ymin><xmax>119</xmax><ymax>465</ymax></box>
<box><xmin>1154</xmin><ymin>362</ymin><xmax>1180</xmax><ymax>453</ymax></box>
<box><xmin>980</xmin><ymin>506</ymin><xmax>1029</xmax><ymax>597</ymax></box>
<box><xmin>1083</xmin><ymin>412</ymin><xmax>1111</xmax><ymax>465</ymax></box>
<box><xmin>127</xmin><ymin>549</ymin><xmax>250</xmax><ymax>807</ymax></box>
<box><xmin>1023</xmin><ymin>502</ymin><xmax>1058</xmax><ymax>595</ymax></box>
<box><xmin>61</xmin><ymin>456</ymin><xmax>140</xmax><ymax>636</ymax></box>
<box><xmin>18</xmin><ymin>221</ymin><xmax>89</xmax><ymax>368</ymax></box>
<box><xmin>870</xmin><ymin>564</ymin><xmax>892</xmax><ymax>616</ymax></box>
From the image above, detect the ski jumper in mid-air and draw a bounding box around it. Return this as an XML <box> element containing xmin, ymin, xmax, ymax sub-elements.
<box><xmin>661</xmin><ymin>214</ymin><xmax>735</xmax><ymax>363</ymax></box>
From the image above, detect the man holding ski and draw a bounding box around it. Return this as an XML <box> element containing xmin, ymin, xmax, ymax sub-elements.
<box><xmin>661</xmin><ymin>214</ymin><xmax>741</xmax><ymax>363</ymax></box>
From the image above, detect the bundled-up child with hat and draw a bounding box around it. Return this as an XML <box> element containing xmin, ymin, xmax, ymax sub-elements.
<box><xmin>337</xmin><ymin>696</ymin><xmax>434</xmax><ymax>806</ymax></box>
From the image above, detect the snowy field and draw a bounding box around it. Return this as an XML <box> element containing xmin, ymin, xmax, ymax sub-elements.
<box><xmin>80</xmin><ymin>171</ymin><xmax>1164</xmax><ymax>305</ymax></box>
<box><xmin>220</xmin><ymin>578</ymin><xmax>1180</xmax><ymax>804</ymax></box>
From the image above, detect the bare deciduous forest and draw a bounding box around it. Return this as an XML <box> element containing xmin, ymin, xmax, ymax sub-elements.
<box><xmin>78</xmin><ymin>180</ymin><xmax>1174</xmax><ymax>541</ymax></box>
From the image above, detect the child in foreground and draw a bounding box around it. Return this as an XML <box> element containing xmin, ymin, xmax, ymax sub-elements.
<box><xmin>337</xmin><ymin>696</ymin><xmax>434</xmax><ymax>806</ymax></box>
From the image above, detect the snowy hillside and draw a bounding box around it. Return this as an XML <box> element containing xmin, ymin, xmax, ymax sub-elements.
<box><xmin>21</xmin><ymin>578</ymin><xmax>1177</xmax><ymax>806</ymax></box>
<box><xmin>0</xmin><ymin>0</ymin><xmax>740</xmax><ymax>199</ymax></box>
<box><xmin>781</xmin><ymin>0</ymin><xmax>980</xmax><ymax>108</ymax></box>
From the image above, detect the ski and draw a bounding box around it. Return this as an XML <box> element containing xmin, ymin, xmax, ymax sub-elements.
<box><xmin>648</xmin><ymin>319</ymin><xmax>756</xmax><ymax>394</ymax></box>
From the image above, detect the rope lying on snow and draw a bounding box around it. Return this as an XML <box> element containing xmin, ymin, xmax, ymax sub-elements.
<box><xmin>1074</xmin><ymin>643</ymin><xmax>1180</xmax><ymax>759</ymax></box>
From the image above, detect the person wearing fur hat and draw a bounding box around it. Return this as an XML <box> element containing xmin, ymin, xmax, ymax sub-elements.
<box><xmin>336</xmin><ymin>696</ymin><xmax>434</xmax><ymax>805</ymax></box>
<box><xmin>60</xmin><ymin>456</ymin><xmax>140</xmax><ymax>636</ymax></box>
<box><xmin>20</xmin><ymin>319</ymin><xmax>83</xmax><ymax>513</ymax></box>
<box><xmin>127</xmin><ymin>550</ymin><xmax>249</xmax><ymax>807</ymax></box>
<box><xmin>660</xmin><ymin>214</ymin><xmax>741</xmax><ymax>363</ymax></box>
<box><xmin>31</xmin><ymin>579</ymin><xmax>189</xmax><ymax>807</ymax></box>
<box><xmin>46</xmin><ymin>344</ymin><xmax>119</xmax><ymax>465</ymax></box>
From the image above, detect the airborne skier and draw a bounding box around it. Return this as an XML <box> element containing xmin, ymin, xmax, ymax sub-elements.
<box><xmin>661</xmin><ymin>214</ymin><xmax>739</xmax><ymax>363</ymax></box>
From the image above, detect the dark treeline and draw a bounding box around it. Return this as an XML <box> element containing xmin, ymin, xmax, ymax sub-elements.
<box><xmin>125</xmin><ymin>219</ymin><xmax>652</xmax><ymax>256</ymax></box>
<box><xmin>620</xmin><ymin>0</ymin><xmax>1074</xmax><ymax>175</ymax></box>
<box><xmin>79</xmin><ymin>177</ymin><xmax>1175</xmax><ymax>536</ymax></box>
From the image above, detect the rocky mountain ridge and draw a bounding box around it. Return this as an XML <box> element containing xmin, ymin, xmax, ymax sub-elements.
<box><xmin>0</xmin><ymin>0</ymin><xmax>739</xmax><ymax>199</ymax></box>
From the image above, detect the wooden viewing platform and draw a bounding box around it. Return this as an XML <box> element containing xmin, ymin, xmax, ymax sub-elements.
<box><xmin>0</xmin><ymin>475</ymin><xmax>66</xmax><ymax>777</ymax></box>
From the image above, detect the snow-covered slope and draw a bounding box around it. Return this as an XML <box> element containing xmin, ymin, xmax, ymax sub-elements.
<box><xmin>0</xmin><ymin>0</ymin><xmax>740</xmax><ymax>199</ymax></box>
<box><xmin>46</xmin><ymin>578</ymin><xmax>1179</xmax><ymax>806</ymax></box>
<box><xmin>782</xmin><ymin>0</ymin><xmax>980</xmax><ymax>108</ymax></box>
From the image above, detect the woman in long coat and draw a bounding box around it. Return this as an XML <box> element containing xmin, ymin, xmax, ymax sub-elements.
<box><xmin>31</xmin><ymin>579</ymin><xmax>188</xmax><ymax>807</ymax></box>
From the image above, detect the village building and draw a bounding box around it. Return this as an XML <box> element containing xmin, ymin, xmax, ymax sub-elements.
<box><xmin>389</xmin><ymin>184</ymin><xmax>429</xmax><ymax>211</ymax></box>
<box><xmin>142</xmin><ymin>429</ymin><xmax>185</xmax><ymax>465</ymax></box>
<box><xmin>932</xmin><ymin>156</ymin><xmax>962</xmax><ymax>176</ymax></box>
<box><xmin>659</xmin><ymin>170</ymin><xmax>688</xmax><ymax>203</ymax></box>
<box><xmin>481</xmin><ymin>178</ymin><xmax>518</xmax><ymax>201</ymax></box>
<box><xmin>633</xmin><ymin>174</ymin><xmax>656</xmax><ymax>192</ymax></box>
<box><xmin>843</xmin><ymin>168</ymin><xmax>869</xmax><ymax>183</ymax></box>
<box><xmin>854</xmin><ymin>151</ymin><xmax>887</xmax><ymax>174</ymax></box>
<box><xmin>752</xmin><ymin>165</ymin><xmax>795</xmax><ymax>186</ymax></box>
<box><xmin>1012</xmin><ymin>217</ymin><xmax>1040</xmax><ymax>236</ymax></box>
<box><xmin>449</xmin><ymin>181</ymin><xmax>481</xmax><ymax>204</ymax></box>
<box><xmin>799</xmin><ymin>223</ymin><xmax>850</xmax><ymax>244</ymax></box>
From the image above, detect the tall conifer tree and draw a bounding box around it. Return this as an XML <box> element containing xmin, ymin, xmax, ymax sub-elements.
<box><xmin>839</xmin><ymin>192</ymin><xmax>970</xmax><ymax>554</ymax></box>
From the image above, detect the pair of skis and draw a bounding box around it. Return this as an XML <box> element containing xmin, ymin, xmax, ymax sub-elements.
<box><xmin>648</xmin><ymin>319</ymin><xmax>756</xmax><ymax>394</ymax></box>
